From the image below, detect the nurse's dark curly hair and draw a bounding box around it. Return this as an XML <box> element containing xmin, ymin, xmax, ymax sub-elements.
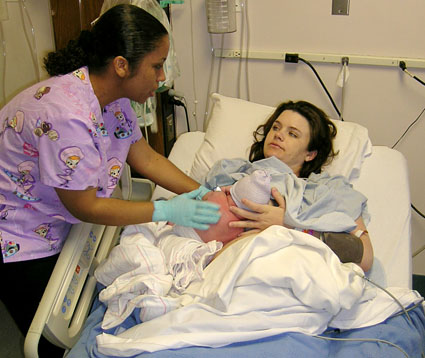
<box><xmin>249</xmin><ymin>101</ymin><xmax>338</xmax><ymax>178</ymax></box>
<box><xmin>44</xmin><ymin>4</ymin><xmax>168</xmax><ymax>76</ymax></box>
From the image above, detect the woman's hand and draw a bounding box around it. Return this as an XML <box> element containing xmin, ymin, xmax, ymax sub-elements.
<box><xmin>228</xmin><ymin>187</ymin><xmax>286</xmax><ymax>231</ymax></box>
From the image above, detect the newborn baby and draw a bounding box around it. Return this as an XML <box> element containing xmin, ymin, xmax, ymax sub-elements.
<box><xmin>194</xmin><ymin>170</ymin><xmax>271</xmax><ymax>244</ymax></box>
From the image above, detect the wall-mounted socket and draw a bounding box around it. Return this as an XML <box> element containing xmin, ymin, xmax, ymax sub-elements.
<box><xmin>233</xmin><ymin>50</ymin><xmax>241</xmax><ymax>57</ymax></box>
<box><xmin>235</xmin><ymin>0</ymin><xmax>242</xmax><ymax>13</ymax></box>
<box><xmin>332</xmin><ymin>0</ymin><xmax>350</xmax><ymax>15</ymax></box>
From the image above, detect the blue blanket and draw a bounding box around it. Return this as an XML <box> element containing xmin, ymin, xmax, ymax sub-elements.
<box><xmin>204</xmin><ymin>157</ymin><xmax>369</xmax><ymax>232</ymax></box>
<box><xmin>68</xmin><ymin>298</ymin><xmax>425</xmax><ymax>358</ymax></box>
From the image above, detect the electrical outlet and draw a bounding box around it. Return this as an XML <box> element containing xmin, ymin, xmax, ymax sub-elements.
<box><xmin>234</xmin><ymin>50</ymin><xmax>241</xmax><ymax>57</ymax></box>
<box><xmin>332</xmin><ymin>0</ymin><xmax>350</xmax><ymax>15</ymax></box>
<box><xmin>0</xmin><ymin>0</ymin><xmax>9</xmax><ymax>21</ymax></box>
<box><xmin>235</xmin><ymin>0</ymin><xmax>242</xmax><ymax>13</ymax></box>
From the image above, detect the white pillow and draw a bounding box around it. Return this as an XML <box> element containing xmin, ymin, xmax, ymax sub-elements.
<box><xmin>190</xmin><ymin>93</ymin><xmax>372</xmax><ymax>182</ymax></box>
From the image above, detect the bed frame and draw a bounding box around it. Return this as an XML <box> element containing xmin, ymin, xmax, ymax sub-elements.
<box><xmin>24</xmin><ymin>131</ymin><xmax>415</xmax><ymax>357</ymax></box>
<box><xmin>23</xmin><ymin>165</ymin><xmax>133</xmax><ymax>358</ymax></box>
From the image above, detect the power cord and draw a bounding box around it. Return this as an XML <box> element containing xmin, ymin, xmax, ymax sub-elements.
<box><xmin>394</xmin><ymin>61</ymin><xmax>425</xmax><ymax>149</ymax></box>
<box><xmin>397</xmin><ymin>61</ymin><xmax>425</xmax><ymax>223</ymax></box>
<box><xmin>356</xmin><ymin>273</ymin><xmax>414</xmax><ymax>325</ymax></box>
<box><xmin>412</xmin><ymin>203</ymin><xmax>425</xmax><ymax>219</ymax></box>
<box><xmin>313</xmin><ymin>272</ymin><xmax>425</xmax><ymax>358</ymax></box>
<box><xmin>168</xmin><ymin>89</ymin><xmax>190</xmax><ymax>132</ymax></box>
<box><xmin>284</xmin><ymin>53</ymin><xmax>343</xmax><ymax>120</ymax></box>
<box><xmin>391</xmin><ymin>106</ymin><xmax>425</xmax><ymax>149</ymax></box>
<box><xmin>399</xmin><ymin>61</ymin><xmax>425</xmax><ymax>86</ymax></box>
<box><xmin>313</xmin><ymin>335</ymin><xmax>410</xmax><ymax>358</ymax></box>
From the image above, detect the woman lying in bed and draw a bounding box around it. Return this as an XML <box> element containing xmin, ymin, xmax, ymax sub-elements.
<box><xmin>199</xmin><ymin>100</ymin><xmax>373</xmax><ymax>272</ymax></box>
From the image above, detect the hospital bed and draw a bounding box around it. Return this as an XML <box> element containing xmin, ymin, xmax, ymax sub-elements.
<box><xmin>25</xmin><ymin>94</ymin><xmax>424</xmax><ymax>357</ymax></box>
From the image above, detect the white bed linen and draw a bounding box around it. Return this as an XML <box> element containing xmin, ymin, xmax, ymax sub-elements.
<box><xmin>190</xmin><ymin>94</ymin><xmax>372</xmax><ymax>183</ymax></box>
<box><xmin>94</xmin><ymin>225</ymin><xmax>421</xmax><ymax>357</ymax></box>
<box><xmin>351</xmin><ymin>146</ymin><xmax>412</xmax><ymax>288</ymax></box>
<box><xmin>152</xmin><ymin>132</ymin><xmax>412</xmax><ymax>289</ymax></box>
<box><xmin>95</xmin><ymin>222</ymin><xmax>222</xmax><ymax>329</ymax></box>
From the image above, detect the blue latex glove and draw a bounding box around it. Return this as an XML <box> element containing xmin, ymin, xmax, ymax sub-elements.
<box><xmin>195</xmin><ymin>185</ymin><xmax>212</xmax><ymax>200</ymax></box>
<box><xmin>152</xmin><ymin>187</ymin><xmax>221</xmax><ymax>230</ymax></box>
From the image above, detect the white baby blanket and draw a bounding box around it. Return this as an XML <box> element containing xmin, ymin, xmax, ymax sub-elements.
<box><xmin>95</xmin><ymin>222</ymin><xmax>222</xmax><ymax>328</ymax></box>
<box><xmin>95</xmin><ymin>224</ymin><xmax>422</xmax><ymax>357</ymax></box>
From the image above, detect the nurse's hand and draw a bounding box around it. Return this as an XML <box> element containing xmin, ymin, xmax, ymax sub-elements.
<box><xmin>152</xmin><ymin>187</ymin><xmax>221</xmax><ymax>230</ymax></box>
<box><xmin>228</xmin><ymin>187</ymin><xmax>286</xmax><ymax>231</ymax></box>
<box><xmin>194</xmin><ymin>185</ymin><xmax>212</xmax><ymax>200</ymax></box>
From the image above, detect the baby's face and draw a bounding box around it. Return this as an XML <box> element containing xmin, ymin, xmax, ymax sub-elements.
<box><xmin>195</xmin><ymin>191</ymin><xmax>244</xmax><ymax>244</ymax></box>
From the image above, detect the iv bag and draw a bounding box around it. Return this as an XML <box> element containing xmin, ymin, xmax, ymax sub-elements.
<box><xmin>206</xmin><ymin>0</ymin><xmax>236</xmax><ymax>34</ymax></box>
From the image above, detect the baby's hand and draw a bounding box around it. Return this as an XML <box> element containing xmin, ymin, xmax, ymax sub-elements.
<box><xmin>220</xmin><ymin>185</ymin><xmax>232</xmax><ymax>195</ymax></box>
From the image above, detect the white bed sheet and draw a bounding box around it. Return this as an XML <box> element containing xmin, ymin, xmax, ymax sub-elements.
<box><xmin>351</xmin><ymin>146</ymin><xmax>412</xmax><ymax>288</ymax></box>
<box><xmin>93</xmin><ymin>225</ymin><xmax>421</xmax><ymax>356</ymax></box>
<box><xmin>152</xmin><ymin>132</ymin><xmax>412</xmax><ymax>289</ymax></box>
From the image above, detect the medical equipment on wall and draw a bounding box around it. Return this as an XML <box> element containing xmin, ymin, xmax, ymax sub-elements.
<box><xmin>0</xmin><ymin>0</ymin><xmax>40</xmax><ymax>107</ymax></box>
<box><xmin>131</xmin><ymin>97</ymin><xmax>157</xmax><ymax>140</ymax></box>
<box><xmin>101</xmin><ymin>0</ymin><xmax>180</xmax><ymax>145</ymax></box>
<box><xmin>0</xmin><ymin>0</ymin><xmax>8</xmax><ymax>21</ymax></box>
<box><xmin>285</xmin><ymin>53</ymin><xmax>343</xmax><ymax>120</ymax></box>
<box><xmin>206</xmin><ymin>0</ymin><xmax>236</xmax><ymax>34</ymax></box>
<box><xmin>100</xmin><ymin>0</ymin><xmax>180</xmax><ymax>94</ymax></box>
<box><xmin>160</xmin><ymin>0</ymin><xmax>184</xmax><ymax>6</ymax></box>
<box><xmin>204</xmin><ymin>0</ymin><xmax>244</xmax><ymax>126</ymax></box>
<box><xmin>336</xmin><ymin>57</ymin><xmax>349</xmax><ymax>120</ymax></box>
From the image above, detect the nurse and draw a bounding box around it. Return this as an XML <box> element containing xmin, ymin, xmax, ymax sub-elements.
<box><xmin>0</xmin><ymin>4</ymin><xmax>218</xmax><ymax>353</ymax></box>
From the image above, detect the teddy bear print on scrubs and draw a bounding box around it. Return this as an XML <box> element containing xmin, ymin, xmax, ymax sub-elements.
<box><xmin>57</xmin><ymin>146</ymin><xmax>84</xmax><ymax>187</ymax></box>
<box><xmin>33</xmin><ymin>86</ymin><xmax>51</xmax><ymax>100</ymax></box>
<box><xmin>1</xmin><ymin>110</ymin><xmax>24</xmax><ymax>136</ymax></box>
<box><xmin>3</xmin><ymin>160</ymin><xmax>40</xmax><ymax>202</ymax></box>
<box><xmin>33</xmin><ymin>222</ymin><xmax>60</xmax><ymax>250</ymax></box>
<box><xmin>34</xmin><ymin>118</ymin><xmax>59</xmax><ymax>141</ymax></box>
<box><xmin>107</xmin><ymin>157</ymin><xmax>122</xmax><ymax>189</ymax></box>
<box><xmin>109</xmin><ymin>102</ymin><xmax>133</xmax><ymax>139</ymax></box>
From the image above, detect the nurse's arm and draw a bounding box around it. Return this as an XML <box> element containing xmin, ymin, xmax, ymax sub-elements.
<box><xmin>126</xmin><ymin>137</ymin><xmax>200</xmax><ymax>194</ymax></box>
<box><xmin>55</xmin><ymin>187</ymin><xmax>155</xmax><ymax>226</ymax></box>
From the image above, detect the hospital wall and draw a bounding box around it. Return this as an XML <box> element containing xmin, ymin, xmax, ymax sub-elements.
<box><xmin>0</xmin><ymin>0</ymin><xmax>424</xmax><ymax>276</ymax></box>
<box><xmin>0</xmin><ymin>0</ymin><xmax>54</xmax><ymax>103</ymax></box>
<box><xmin>169</xmin><ymin>0</ymin><xmax>425</xmax><ymax>275</ymax></box>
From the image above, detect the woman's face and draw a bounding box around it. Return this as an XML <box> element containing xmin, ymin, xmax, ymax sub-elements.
<box><xmin>263</xmin><ymin>110</ymin><xmax>317</xmax><ymax>176</ymax></box>
<box><xmin>124</xmin><ymin>35</ymin><xmax>169</xmax><ymax>104</ymax></box>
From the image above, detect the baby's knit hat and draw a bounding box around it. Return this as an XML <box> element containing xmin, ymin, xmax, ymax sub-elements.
<box><xmin>230</xmin><ymin>169</ymin><xmax>271</xmax><ymax>211</ymax></box>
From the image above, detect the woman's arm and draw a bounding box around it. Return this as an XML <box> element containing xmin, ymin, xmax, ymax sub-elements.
<box><xmin>228</xmin><ymin>186</ymin><xmax>374</xmax><ymax>272</ymax></box>
<box><xmin>127</xmin><ymin>137</ymin><xmax>201</xmax><ymax>194</ymax></box>
<box><xmin>351</xmin><ymin>216</ymin><xmax>374</xmax><ymax>272</ymax></box>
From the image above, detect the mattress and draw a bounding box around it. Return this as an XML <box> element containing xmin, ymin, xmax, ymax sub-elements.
<box><xmin>153</xmin><ymin>132</ymin><xmax>412</xmax><ymax>289</ymax></box>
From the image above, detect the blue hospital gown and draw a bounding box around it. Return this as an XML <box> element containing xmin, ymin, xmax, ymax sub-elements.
<box><xmin>203</xmin><ymin>157</ymin><xmax>370</xmax><ymax>232</ymax></box>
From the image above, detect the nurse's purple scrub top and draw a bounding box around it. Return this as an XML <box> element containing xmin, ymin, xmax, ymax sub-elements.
<box><xmin>0</xmin><ymin>67</ymin><xmax>142</xmax><ymax>262</ymax></box>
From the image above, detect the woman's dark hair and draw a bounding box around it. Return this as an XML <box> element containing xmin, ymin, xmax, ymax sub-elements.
<box><xmin>249</xmin><ymin>100</ymin><xmax>338</xmax><ymax>178</ymax></box>
<box><xmin>44</xmin><ymin>4</ymin><xmax>168</xmax><ymax>76</ymax></box>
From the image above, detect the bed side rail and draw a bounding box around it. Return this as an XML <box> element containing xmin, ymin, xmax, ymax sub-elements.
<box><xmin>24</xmin><ymin>222</ymin><xmax>120</xmax><ymax>358</ymax></box>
